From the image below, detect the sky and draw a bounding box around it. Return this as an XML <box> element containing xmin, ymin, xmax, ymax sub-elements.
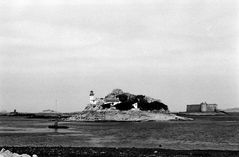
<box><xmin>0</xmin><ymin>0</ymin><xmax>239</xmax><ymax>112</ymax></box>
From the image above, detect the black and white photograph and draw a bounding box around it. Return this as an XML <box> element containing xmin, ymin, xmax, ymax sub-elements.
<box><xmin>0</xmin><ymin>0</ymin><xmax>239</xmax><ymax>156</ymax></box>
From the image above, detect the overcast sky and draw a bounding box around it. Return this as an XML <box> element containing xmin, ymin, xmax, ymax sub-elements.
<box><xmin>0</xmin><ymin>0</ymin><xmax>238</xmax><ymax>112</ymax></box>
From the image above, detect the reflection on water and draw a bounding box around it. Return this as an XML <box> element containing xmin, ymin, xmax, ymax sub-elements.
<box><xmin>0</xmin><ymin>115</ymin><xmax>239</xmax><ymax>150</ymax></box>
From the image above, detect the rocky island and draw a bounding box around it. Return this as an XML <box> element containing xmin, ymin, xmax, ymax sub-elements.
<box><xmin>67</xmin><ymin>89</ymin><xmax>192</xmax><ymax>121</ymax></box>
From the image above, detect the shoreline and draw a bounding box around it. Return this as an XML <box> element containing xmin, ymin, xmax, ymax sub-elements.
<box><xmin>1</xmin><ymin>146</ymin><xmax>239</xmax><ymax>157</ymax></box>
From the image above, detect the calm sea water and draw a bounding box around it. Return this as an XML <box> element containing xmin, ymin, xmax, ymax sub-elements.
<box><xmin>0</xmin><ymin>114</ymin><xmax>239</xmax><ymax>150</ymax></box>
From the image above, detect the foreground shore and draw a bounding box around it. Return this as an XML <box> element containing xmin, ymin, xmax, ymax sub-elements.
<box><xmin>1</xmin><ymin>147</ymin><xmax>239</xmax><ymax>157</ymax></box>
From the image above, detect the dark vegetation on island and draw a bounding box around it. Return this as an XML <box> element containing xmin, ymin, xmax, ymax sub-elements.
<box><xmin>115</xmin><ymin>94</ymin><xmax>168</xmax><ymax>111</ymax></box>
<box><xmin>2</xmin><ymin>147</ymin><xmax>239</xmax><ymax>157</ymax></box>
<box><xmin>87</xmin><ymin>89</ymin><xmax>169</xmax><ymax>112</ymax></box>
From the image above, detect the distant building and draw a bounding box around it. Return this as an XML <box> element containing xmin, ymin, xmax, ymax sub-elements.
<box><xmin>9</xmin><ymin>109</ymin><xmax>18</xmax><ymax>116</ymax></box>
<box><xmin>186</xmin><ymin>102</ymin><xmax>217</xmax><ymax>112</ymax></box>
<box><xmin>90</xmin><ymin>90</ymin><xmax>121</xmax><ymax>106</ymax></box>
<box><xmin>89</xmin><ymin>90</ymin><xmax>97</xmax><ymax>104</ymax></box>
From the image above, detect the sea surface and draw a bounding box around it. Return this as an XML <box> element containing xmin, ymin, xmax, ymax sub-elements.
<box><xmin>0</xmin><ymin>113</ymin><xmax>239</xmax><ymax>150</ymax></box>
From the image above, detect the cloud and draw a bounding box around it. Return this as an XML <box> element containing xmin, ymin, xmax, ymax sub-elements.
<box><xmin>0</xmin><ymin>21</ymin><xmax>108</xmax><ymax>49</ymax></box>
<box><xmin>0</xmin><ymin>0</ymin><xmax>238</xmax><ymax>112</ymax></box>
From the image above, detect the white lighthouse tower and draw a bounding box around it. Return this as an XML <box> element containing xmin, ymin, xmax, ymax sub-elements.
<box><xmin>89</xmin><ymin>90</ymin><xmax>96</xmax><ymax>104</ymax></box>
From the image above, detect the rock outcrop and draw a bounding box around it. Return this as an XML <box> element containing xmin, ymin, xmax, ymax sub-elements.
<box><xmin>67</xmin><ymin>110</ymin><xmax>192</xmax><ymax>121</ymax></box>
<box><xmin>66</xmin><ymin>89</ymin><xmax>192</xmax><ymax>121</ymax></box>
<box><xmin>0</xmin><ymin>148</ymin><xmax>37</xmax><ymax>157</ymax></box>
